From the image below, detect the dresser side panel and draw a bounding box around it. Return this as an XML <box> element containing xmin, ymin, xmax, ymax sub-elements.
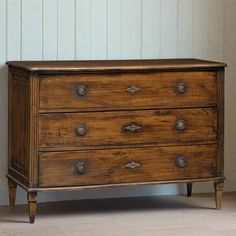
<box><xmin>8</xmin><ymin>69</ymin><xmax>30</xmax><ymax>186</ymax></box>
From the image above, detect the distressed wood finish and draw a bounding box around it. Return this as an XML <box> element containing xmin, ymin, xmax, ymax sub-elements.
<box><xmin>39</xmin><ymin>71</ymin><xmax>217</xmax><ymax>111</ymax></box>
<box><xmin>8</xmin><ymin>69</ymin><xmax>29</xmax><ymax>186</ymax></box>
<box><xmin>38</xmin><ymin>108</ymin><xmax>217</xmax><ymax>149</ymax></box>
<box><xmin>6</xmin><ymin>59</ymin><xmax>226</xmax><ymax>223</ymax></box>
<box><xmin>6</xmin><ymin>59</ymin><xmax>226</xmax><ymax>72</ymax></box>
<box><xmin>39</xmin><ymin>145</ymin><xmax>217</xmax><ymax>187</ymax></box>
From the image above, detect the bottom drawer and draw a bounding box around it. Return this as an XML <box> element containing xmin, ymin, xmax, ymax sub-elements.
<box><xmin>39</xmin><ymin>145</ymin><xmax>217</xmax><ymax>187</ymax></box>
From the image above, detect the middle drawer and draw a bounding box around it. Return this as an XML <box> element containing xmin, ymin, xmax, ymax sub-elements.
<box><xmin>38</xmin><ymin>108</ymin><xmax>217</xmax><ymax>150</ymax></box>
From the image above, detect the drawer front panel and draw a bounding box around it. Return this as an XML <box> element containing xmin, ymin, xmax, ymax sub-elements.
<box><xmin>39</xmin><ymin>145</ymin><xmax>217</xmax><ymax>187</ymax></box>
<box><xmin>39</xmin><ymin>71</ymin><xmax>217</xmax><ymax>111</ymax></box>
<box><xmin>38</xmin><ymin>108</ymin><xmax>217</xmax><ymax>149</ymax></box>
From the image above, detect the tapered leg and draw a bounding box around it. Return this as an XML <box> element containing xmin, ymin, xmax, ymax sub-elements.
<box><xmin>214</xmin><ymin>181</ymin><xmax>224</xmax><ymax>210</ymax></box>
<box><xmin>27</xmin><ymin>192</ymin><xmax>37</xmax><ymax>224</ymax></box>
<box><xmin>187</xmin><ymin>183</ymin><xmax>193</xmax><ymax>197</ymax></box>
<box><xmin>8</xmin><ymin>178</ymin><xmax>17</xmax><ymax>207</ymax></box>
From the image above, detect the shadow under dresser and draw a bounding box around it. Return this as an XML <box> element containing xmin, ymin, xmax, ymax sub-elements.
<box><xmin>6</xmin><ymin>59</ymin><xmax>226</xmax><ymax>223</ymax></box>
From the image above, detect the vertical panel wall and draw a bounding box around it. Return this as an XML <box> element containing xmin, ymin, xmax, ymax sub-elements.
<box><xmin>107</xmin><ymin>0</ymin><xmax>121</xmax><ymax>59</ymax></box>
<box><xmin>90</xmin><ymin>0</ymin><xmax>107</xmax><ymax>59</ymax></box>
<box><xmin>22</xmin><ymin>0</ymin><xmax>43</xmax><ymax>60</ymax></box>
<box><xmin>178</xmin><ymin>0</ymin><xmax>193</xmax><ymax>58</ymax></box>
<box><xmin>121</xmin><ymin>0</ymin><xmax>142</xmax><ymax>59</ymax></box>
<box><xmin>7</xmin><ymin>0</ymin><xmax>21</xmax><ymax>61</ymax></box>
<box><xmin>58</xmin><ymin>0</ymin><xmax>76</xmax><ymax>60</ymax></box>
<box><xmin>76</xmin><ymin>0</ymin><xmax>91</xmax><ymax>60</ymax></box>
<box><xmin>142</xmin><ymin>0</ymin><xmax>161</xmax><ymax>58</ymax></box>
<box><xmin>193</xmin><ymin>0</ymin><xmax>209</xmax><ymax>59</ymax></box>
<box><xmin>160</xmin><ymin>0</ymin><xmax>178</xmax><ymax>58</ymax></box>
<box><xmin>0</xmin><ymin>0</ymin><xmax>8</xmax><ymax>195</ymax></box>
<box><xmin>0</xmin><ymin>0</ymin><xmax>234</xmax><ymax>204</ymax></box>
<box><xmin>43</xmin><ymin>0</ymin><xmax>58</xmax><ymax>60</ymax></box>
<box><xmin>0</xmin><ymin>0</ymin><xmax>226</xmax><ymax>62</ymax></box>
<box><xmin>208</xmin><ymin>0</ymin><xmax>224</xmax><ymax>61</ymax></box>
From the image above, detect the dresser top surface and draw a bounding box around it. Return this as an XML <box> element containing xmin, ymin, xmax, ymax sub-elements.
<box><xmin>6</xmin><ymin>58</ymin><xmax>226</xmax><ymax>73</ymax></box>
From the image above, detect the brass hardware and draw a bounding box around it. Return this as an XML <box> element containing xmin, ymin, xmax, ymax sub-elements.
<box><xmin>76</xmin><ymin>84</ymin><xmax>87</xmax><ymax>96</ymax></box>
<box><xmin>126</xmin><ymin>85</ymin><xmax>141</xmax><ymax>93</ymax></box>
<box><xmin>175</xmin><ymin>82</ymin><xmax>187</xmax><ymax>94</ymax></box>
<box><xmin>124</xmin><ymin>124</ymin><xmax>142</xmax><ymax>132</ymax></box>
<box><xmin>175</xmin><ymin>119</ymin><xmax>187</xmax><ymax>131</ymax></box>
<box><xmin>176</xmin><ymin>156</ymin><xmax>187</xmax><ymax>168</ymax></box>
<box><xmin>75</xmin><ymin>124</ymin><xmax>87</xmax><ymax>136</ymax></box>
<box><xmin>76</xmin><ymin>162</ymin><xmax>86</xmax><ymax>174</ymax></box>
<box><xmin>126</xmin><ymin>161</ymin><xmax>141</xmax><ymax>169</ymax></box>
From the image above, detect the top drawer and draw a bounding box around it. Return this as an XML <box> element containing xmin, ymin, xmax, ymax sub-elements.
<box><xmin>39</xmin><ymin>71</ymin><xmax>217</xmax><ymax>111</ymax></box>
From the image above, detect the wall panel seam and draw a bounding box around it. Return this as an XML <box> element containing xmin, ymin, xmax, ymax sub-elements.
<box><xmin>207</xmin><ymin>0</ymin><xmax>210</xmax><ymax>59</ymax></box>
<box><xmin>140</xmin><ymin>0</ymin><xmax>143</xmax><ymax>58</ymax></box>
<box><xmin>42</xmin><ymin>0</ymin><xmax>44</xmax><ymax>59</ymax></box>
<box><xmin>192</xmin><ymin>0</ymin><xmax>194</xmax><ymax>57</ymax></box>
<box><xmin>106</xmin><ymin>0</ymin><xmax>108</xmax><ymax>60</ymax></box>
<box><xmin>177</xmin><ymin>0</ymin><xmax>179</xmax><ymax>58</ymax></box>
<box><xmin>159</xmin><ymin>0</ymin><xmax>161</xmax><ymax>58</ymax></box>
<box><xmin>159</xmin><ymin>0</ymin><xmax>162</xmax><ymax>57</ymax></box>
<box><xmin>120</xmin><ymin>0</ymin><xmax>122</xmax><ymax>58</ymax></box>
<box><xmin>5</xmin><ymin>0</ymin><xmax>7</xmax><ymax>61</ymax></box>
<box><xmin>223</xmin><ymin>0</ymin><xmax>225</xmax><ymax>61</ymax></box>
<box><xmin>74</xmin><ymin>0</ymin><xmax>76</xmax><ymax>60</ymax></box>
<box><xmin>89</xmin><ymin>0</ymin><xmax>92</xmax><ymax>59</ymax></box>
<box><xmin>20</xmin><ymin>0</ymin><xmax>22</xmax><ymax>60</ymax></box>
<box><xmin>56</xmin><ymin>0</ymin><xmax>59</xmax><ymax>60</ymax></box>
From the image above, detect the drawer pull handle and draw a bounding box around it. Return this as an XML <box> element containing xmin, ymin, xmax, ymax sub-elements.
<box><xmin>76</xmin><ymin>84</ymin><xmax>87</xmax><ymax>96</ymax></box>
<box><xmin>175</xmin><ymin>119</ymin><xmax>187</xmax><ymax>131</ymax></box>
<box><xmin>75</xmin><ymin>124</ymin><xmax>87</xmax><ymax>136</ymax></box>
<box><xmin>76</xmin><ymin>162</ymin><xmax>86</xmax><ymax>174</ymax></box>
<box><xmin>176</xmin><ymin>156</ymin><xmax>187</xmax><ymax>168</ymax></box>
<box><xmin>126</xmin><ymin>161</ymin><xmax>141</xmax><ymax>169</ymax></box>
<box><xmin>124</xmin><ymin>124</ymin><xmax>142</xmax><ymax>132</ymax></box>
<box><xmin>126</xmin><ymin>85</ymin><xmax>141</xmax><ymax>93</ymax></box>
<box><xmin>175</xmin><ymin>82</ymin><xmax>187</xmax><ymax>94</ymax></box>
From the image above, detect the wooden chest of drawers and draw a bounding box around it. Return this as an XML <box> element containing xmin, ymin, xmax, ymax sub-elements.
<box><xmin>6</xmin><ymin>59</ymin><xmax>226</xmax><ymax>223</ymax></box>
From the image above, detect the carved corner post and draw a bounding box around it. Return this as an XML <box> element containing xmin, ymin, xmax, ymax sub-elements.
<box><xmin>214</xmin><ymin>69</ymin><xmax>225</xmax><ymax>211</ymax></box>
<box><xmin>27</xmin><ymin>74</ymin><xmax>39</xmax><ymax>224</ymax></box>
<box><xmin>214</xmin><ymin>181</ymin><xmax>224</xmax><ymax>210</ymax></box>
<box><xmin>8</xmin><ymin>178</ymin><xmax>17</xmax><ymax>207</ymax></box>
<box><xmin>187</xmin><ymin>183</ymin><xmax>193</xmax><ymax>197</ymax></box>
<box><xmin>27</xmin><ymin>192</ymin><xmax>37</xmax><ymax>224</ymax></box>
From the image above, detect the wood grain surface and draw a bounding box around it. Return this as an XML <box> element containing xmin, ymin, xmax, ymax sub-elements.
<box><xmin>39</xmin><ymin>71</ymin><xmax>217</xmax><ymax>111</ymax></box>
<box><xmin>6</xmin><ymin>59</ymin><xmax>226</xmax><ymax>72</ymax></box>
<box><xmin>39</xmin><ymin>144</ymin><xmax>217</xmax><ymax>187</ymax></box>
<box><xmin>38</xmin><ymin>108</ymin><xmax>217</xmax><ymax>149</ymax></box>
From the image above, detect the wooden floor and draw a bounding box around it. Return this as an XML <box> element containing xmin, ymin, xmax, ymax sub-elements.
<box><xmin>0</xmin><ymin>192</ymin><xmax>236</xmax><ymax>236</ymax></box>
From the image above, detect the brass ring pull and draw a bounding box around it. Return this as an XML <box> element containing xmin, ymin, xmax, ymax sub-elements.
<box><xmin>75</xmin><ymin>124</ymin><xmax>87</xmax><ymax>136</ymax></box>
<box><xmin>176</xmin><ymin>156</ymin><xmax>187</xmax><ymax>168</ymax></box>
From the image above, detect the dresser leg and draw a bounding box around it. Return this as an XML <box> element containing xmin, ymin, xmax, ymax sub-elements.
<box><xmin>187</xmin><ymin>183</ymin><xmax>193</xmax><ymax>197</ymax></box>
<box><xmin>27</xmin><ymin>192</ymin><xmax>37</xmax><ymax>224</ymax></box>
<box><xmin>214</xmin><ymin>181</ymin><xmax>224</xmax><ymax>210</ymax></box>
<box><xmin>8</xmin><ymin>178</ymin><xmax>17</xmax><ymax>207</ymax></box>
